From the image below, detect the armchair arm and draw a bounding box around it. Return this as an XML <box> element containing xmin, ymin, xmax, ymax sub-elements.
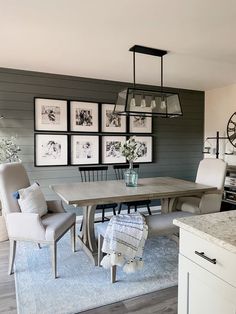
<box><xmin>46</xmin><ymin>200</ymin><xmax>65</xmax><ymax>213</ymax></box>
<box><xmin>6</xmin><ymin>213</ymin><xmax>46</xmax><ymax>241</ymax></box>
<box><xmin>199</xmin><ymin>193</ymin><xmax>222</xmax><ymax>214</ymax></box>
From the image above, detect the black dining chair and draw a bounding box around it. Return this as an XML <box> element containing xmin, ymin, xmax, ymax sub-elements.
<box><xmin>78</xmin><ymin>166</ymin><xmax>117</xmax><ymax>229</ymax></box>
<box><xmin>113</xmin><ymin>164</ymin><xmax>152</xmax><ymax>215</ymax></box>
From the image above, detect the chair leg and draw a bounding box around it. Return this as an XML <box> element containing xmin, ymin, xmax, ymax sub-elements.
<box><xmin>70</xmin><ymin>223</ymin><xmax>76</xmax><ymax>252</ymax></box>
<box><xmin>98</xmin><ymin>234</ymin><xmax>104</xmax><ymax>267</ymax></box>
<box><xmin>111</xmin><ymin>265</ymin><xmax>117</xmax><ymax>283</ymax></box>
<box><xmin>118</xmin><ymin>203</ymin><xmax>122</xmax><ymax>214</ymax></box>
<box><xmin>80</xmin><ymin>218</ymin><xmax>83</xmax><ymax>232</ymax></box>
<box><xmin>102</xmin><ymin>206</ymin><xmax>105</xmax><ymax>223</ymax></box>
<box><xmin>134</xmin><ymin>205</ymin><xmax>137</xmax><ymax>212</ymax></box>
<box><xmin>113</xmin><ymin>207</ymin><xmax>116</xmax><ymax>216</ymax></box>
<box><xmin>147</xmin><ymin>203</ymin><xmax>152</xmax><ymax>215</ymax></box>
<box><xmin>51</xmin><ymin>243</ymin><xmax>57</xmax><ymax>279</ymax></box>
<box><xmin>8</xmin><ymin>240</ymin><xmax>16</xmax><ymax>275</ymax></box>
<box><xmin>37</xmin><ymin>243</ymin><xmax>41</xmax><ymax>249</ymax></box>
<box><xmin>128</xmin><ymin>205</ymin><xmax>130</xmax><ymax>214</ymax></box>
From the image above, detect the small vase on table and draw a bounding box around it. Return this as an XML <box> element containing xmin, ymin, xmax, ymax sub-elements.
<box><xmin>124</xmin><ymin>161</ymin><xmax>138</xmax><ymax>187</ymax></box>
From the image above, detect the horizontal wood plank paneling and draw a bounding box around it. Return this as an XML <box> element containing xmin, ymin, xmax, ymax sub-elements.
<box><xmin>0</xmin><ymin>67</ymin><xmax>204</xmax><ymax>213</ymax></box>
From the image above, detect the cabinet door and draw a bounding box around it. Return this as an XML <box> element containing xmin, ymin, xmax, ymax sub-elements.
<box><xmin>178</xmin><ymin>254</ymin><xmax>236</xmax><ymax>314</ymax></box>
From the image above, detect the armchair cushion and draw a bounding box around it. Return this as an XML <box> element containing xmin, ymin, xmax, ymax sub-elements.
<box><xmin>16</xmin><ymin>182</ymin><xmax>48</xmax><ymax>217</ymax></box>
<box><xmin>41</xmin><ymin>212</ymin><xmax>76</xmax><ymax>241</ymax></box>
<box><xmin>176</xmin><ymin>196</ymin><xmax>201</xmax><ymax>214</ymax></box>
<box><xmin>146</xmin><ymin>211</ymin><xmax>194</xmax><ymax>237</ymax></box>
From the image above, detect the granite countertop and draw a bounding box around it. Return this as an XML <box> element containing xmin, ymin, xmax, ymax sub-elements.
<box><xmin>173</xmin><ymin>210</ymin><xmax>236</xmax><ymax>253</ymax></box>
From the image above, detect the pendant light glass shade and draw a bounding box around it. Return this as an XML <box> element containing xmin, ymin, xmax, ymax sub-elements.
<box><xmin>115</xmin><ymin>87</ymin><xmax>182</xmax><ymax>117</ymax></box>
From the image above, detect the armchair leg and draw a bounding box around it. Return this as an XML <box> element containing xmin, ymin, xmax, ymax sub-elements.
<box><xmin>8</xmin><ymin>240</ymin><xmax>16</xmax><ymax>275</ymax></box>
<box><xmin>71</xmin><ymin>223</ymin><xmax>76</xmax><ymax>252</ymax></box>
<box><xmin>118</xmin><ymin>203</ymin><xmax>122</xmax><ymax>214</ymax></box>
<box><xmin>37</xmin><ymin>243</ymin><xmax>41</xmax><ymax>249</ymax></box>
<box><xmin>51</xmin><ymin>243</ymin><xmax>57</xmax><ymax>279</ymax></box>
<box><xmin>111</xmin><ymin>265</ymin><xmax>117</xmax><ymax>283</ymax></box>
<box><xmin>98</xmin><ymin>234</ymin><xmax>104</xmax><ymax>266</ymax></box>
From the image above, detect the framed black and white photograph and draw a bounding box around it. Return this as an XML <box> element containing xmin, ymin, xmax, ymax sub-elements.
<box><xmin>134</xmin><ymin>136</ymin><xmax>153</xmax><ymax>163</ymax></box>
<box><xmin>34</xmin><ymin>98</ymin><xmax>68</xmax><ymax>131</ymax></box>
<box><xmin>70</xmin><ymin>135</ymin><xmax>99</xmax><ymax>165</ymax></box>
<box><xmin>101</xmin><ymin>104</ymin><xmax>127</xmax><ymax>133</ymax></box>
<box><xmin>129</xmin><ymin>115</ymin><xmax>152</xmax><ymax>133</ymax></box>
<box><xmin>101</xmin><ymin>136</ymin><xmax>126</xmax><ymax>164</ymax></box>
<box><xmin>35</xmin><ymin>134</ymin><xmax>68</xmax><ymax>166</ymax></box>
<box><xmin>70</xmin><ymin>101</ymin><xmax>99</xmax><ymax>132</ymax></box>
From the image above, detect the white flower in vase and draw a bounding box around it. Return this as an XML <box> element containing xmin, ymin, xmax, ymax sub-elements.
<box><xmin>119</xmin><ymin>137</ymin><xmax>139</xmax><ymax>186</ymax></box>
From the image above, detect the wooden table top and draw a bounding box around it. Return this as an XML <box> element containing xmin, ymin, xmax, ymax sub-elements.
<box><xmin>50</xmin><ymin>177</ymin><xmax>217</xmax><ymax>207</ymax></box>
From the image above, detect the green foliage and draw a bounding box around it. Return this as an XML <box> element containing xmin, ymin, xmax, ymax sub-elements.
<box><xmin>0</xmin><ymin>137</ymin><xmax>21</xmax><ymax>163</ymax></box>
<box><xmin>120</xmin><ymin>136</ymin><xmax>139</xmax><ymax>161</ymax></box>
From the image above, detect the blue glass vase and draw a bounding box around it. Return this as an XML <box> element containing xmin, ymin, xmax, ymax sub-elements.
<box><xmin>124</xmin><ymin>161</ymin><xmax>138</xmax><ymax>187</ymax></box>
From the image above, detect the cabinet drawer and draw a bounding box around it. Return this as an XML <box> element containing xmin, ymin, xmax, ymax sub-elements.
<box><xmin>179</xmin><ymin>229</ymin><xmax>236</xmax><ymax>287</ymax></box>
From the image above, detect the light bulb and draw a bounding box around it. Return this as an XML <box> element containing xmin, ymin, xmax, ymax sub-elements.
<box><xmin>130</xmin><ymin>97</ymin><xmax>136</xmax><ymax>108</ymax></box>
<box><xmin>160</xmin><ymin>99</ymin><xmax>166</xmax><ymax>110</ymax></box>
<box><xmin>150</xmin><ymin>98</ymin><xmax>156</xmax><ymax>109</ymax></box>
<box><xmin>140</xmin><ymin>97</ymin><xmax>146</xmax><ymax>108</ymax></box>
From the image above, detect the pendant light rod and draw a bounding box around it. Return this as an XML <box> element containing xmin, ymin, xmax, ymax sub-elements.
<box><xmin>133</xmin><ymin>50</ymin><xmax>136</xmax><ymax>88</ymax></box>
<box><xmin>161</xmin><ymin>56</ymin><xmax>163</xmax><ymax>91</ymax></box>
<box><xmin>131</xmin><ymin>45</ymin><xmax>166</xmax><ymax>89</ymax></box>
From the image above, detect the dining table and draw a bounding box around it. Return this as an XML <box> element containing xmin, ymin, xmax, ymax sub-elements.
<box><xmin>50</xmin><ymin>177</ymin><xmax>216</xmax><ymax>265</ymax></box>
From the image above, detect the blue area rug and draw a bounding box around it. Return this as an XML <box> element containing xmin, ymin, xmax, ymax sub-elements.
<box><xmin>14</xmin><ymin>227</ymin><xmax>178</xmax><ymax>314</ymax></box>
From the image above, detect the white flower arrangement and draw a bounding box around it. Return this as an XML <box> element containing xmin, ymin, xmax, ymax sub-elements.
<box><xmin>0</xmin><ymin>136</ymin><xmax>21</xmax><ymax>163</ymax></box>
<box><xmin>120</xmin><ymin>136</ymin><xmax>139</xmax><ymax>162</ymax></box>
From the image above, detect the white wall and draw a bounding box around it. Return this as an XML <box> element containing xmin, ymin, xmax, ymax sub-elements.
<box><xmin>205</xmin><ymin>84</ymin><xmax>236</xmax><ymax>165</ymax></box>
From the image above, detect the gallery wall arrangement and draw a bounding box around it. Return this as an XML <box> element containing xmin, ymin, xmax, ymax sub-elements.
<box><xmin>34</xmin><ymin>97</ymin><xmax>153</xmax><ymax>167</ymax></box>
<box><xmin>0</xmin><ymin>67</ymin><xmax>204</xmax><ymax>201</ymax></box>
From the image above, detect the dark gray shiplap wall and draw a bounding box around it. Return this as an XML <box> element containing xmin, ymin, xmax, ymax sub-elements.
<box><xmin>0</xmin><ymin>67</ymin><xmax>204</xmax><ymax>212</ymax></box>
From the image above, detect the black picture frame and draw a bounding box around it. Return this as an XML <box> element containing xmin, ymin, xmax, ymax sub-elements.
<box><xmin>101</xmin><ymin>135</ymin><xmax>127</xmax><ymax>164</ymax></box>
<box><xmin>101</xmin><ymin>103</ymin><xmax>127</xmax><ymax>133</ymax></box>
<box><xmin>129</xmin><ymin>114</ymin><xmax>153</xmax><ymax>134</ymax></box>
<box><xmin>34</xmin><ymin>133</ymin><xmax>69</xmax><ymax>167</ymax></box>
<box><xmin>133</xmin><ymin>135</ymin><xmax>153</xmax><ymax>163</ymax></box>
<box><xmin>34</xmin><ymin>97</ymin><xmax>68</xmax><ymax>132</ymax></box>
<box><xmin>70</xmin><ymin>134</ymin><xmax>99</xmax><ymax>166</ymax></box>
<box><xmin>69</xmin><ymin>100</ymin><xmax>99</xmax><ymax>133</ymax></box>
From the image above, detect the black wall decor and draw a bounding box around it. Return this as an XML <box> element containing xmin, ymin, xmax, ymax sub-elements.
<box><xmin>0</xmin><ymin>67</ymin><xmax>204</xmax><ymax>201</ymax></box>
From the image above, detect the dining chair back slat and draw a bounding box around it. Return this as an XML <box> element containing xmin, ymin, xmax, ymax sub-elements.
<box><xmin>79</xmin><ymin>166</ymin><xmax>109</xmax><ymax>182</ymax></box>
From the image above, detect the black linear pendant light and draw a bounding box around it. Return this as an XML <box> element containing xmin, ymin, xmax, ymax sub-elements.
<box><xmin>114</xmin><ymin>45</ymin><xmax>183</xmax><ymax>117</ymax></box>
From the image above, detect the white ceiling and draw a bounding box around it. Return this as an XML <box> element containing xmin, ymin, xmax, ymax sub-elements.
<box><xmin>1</xmin><ymin>0</ymin><xmax>236</xmax><ymax>91</ymax></box>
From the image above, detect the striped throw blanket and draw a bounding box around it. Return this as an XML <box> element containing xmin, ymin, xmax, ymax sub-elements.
<box><xmin>101</xmin><ymin>213</ymin><xmax>148</xmax><ymax>273</ymax></box>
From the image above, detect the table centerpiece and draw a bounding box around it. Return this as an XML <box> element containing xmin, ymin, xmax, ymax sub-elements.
<box><xmin>120</xmin><ymin>136</ymin><xmax>140</xmax><ymax>187</ymax></box>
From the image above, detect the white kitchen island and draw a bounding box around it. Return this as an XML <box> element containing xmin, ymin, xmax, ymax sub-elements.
<box><xmin>174</xmin><ymin>210</ymin><xmax>236</xmax><ymax>314</ymax></box>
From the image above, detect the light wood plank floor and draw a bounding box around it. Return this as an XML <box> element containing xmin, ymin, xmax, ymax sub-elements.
<box><xmin>0</xmin><ymin>240</ymin><xmax>177</xmax><ymax>314</ymax></box>
<box><xmin>0</xmin><ymin>241</ymin><xmax>17</xmax><ymax>314</ymax></box>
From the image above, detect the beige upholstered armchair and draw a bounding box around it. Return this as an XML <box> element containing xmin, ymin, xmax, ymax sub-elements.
<box><xmin>176</xmin><ymin>158</ymin><xmax>227</xmax><ymax>214</ymax></box>
<box><xmin>0</xmin><ymin>162</ymin><xmax>76</xmax><ymax>278</ymax></box>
